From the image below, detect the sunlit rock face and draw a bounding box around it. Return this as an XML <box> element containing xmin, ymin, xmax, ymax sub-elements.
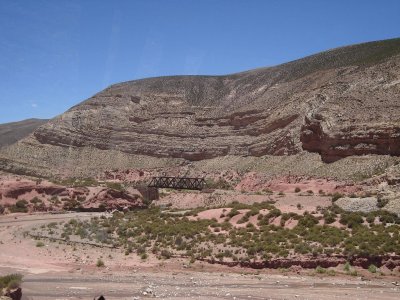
<box><xmin>1</xmin><ymin>38</ymin><xmax>400</xmax><ymax>176</ymax></box>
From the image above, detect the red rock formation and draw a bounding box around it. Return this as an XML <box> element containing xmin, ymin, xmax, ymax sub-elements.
<box><xmin>301</xmin><ymin>115</ymin><xmax>400</xmax><ymax>162</ymax></box>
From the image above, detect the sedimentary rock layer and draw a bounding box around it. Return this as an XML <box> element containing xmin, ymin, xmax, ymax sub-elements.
<box><xmin>1</xmin><ymin>38</ymin><xmax>400</xmax><ymax>176</ymax></box>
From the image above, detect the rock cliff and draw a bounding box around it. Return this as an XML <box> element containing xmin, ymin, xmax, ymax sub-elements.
<box><xmin>1</xmin><ymin>38</ymin><xmax>400</xmax><ymax>177</ymax></box>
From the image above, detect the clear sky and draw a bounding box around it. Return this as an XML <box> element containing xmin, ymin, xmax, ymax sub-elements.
<box><xmin>0</xmin><ymin>0</ymin><xmax>399</xmax><ymax>123</ymax></box>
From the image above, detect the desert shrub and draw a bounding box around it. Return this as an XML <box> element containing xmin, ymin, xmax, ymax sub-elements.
<box><xmin>227</xmin><ymin>208</ymin><xmax>240</xmax><ymax>218</ymax></box>
<box><xmin>339</xmin><ymin>212</ymin><xmax>363</xmax><ymax>228</ymax></box>
<box><xmin>377</xmin><ymin>197</ymin><xmax>389</xmax><ymax>208</ymax></box>
<box><xmin>278</xmin><ymin>191</ymin><xmax>285</xmax><ymax>196</ymax></box>
<box><xmin>0</xmin><ymin>274</ymin><xmax>22</xmax><ymax>290</ymax></box>
<box><xmin>377</xmin><ymin>211</ymin><xmax>400</xmax><ymax>224</ymax></box>
<box><xmin>294</xmin><ymin>243</ymin><xmax>311</xmax><ymax>254</ymax></box>
<box><xmin>267</xmin><ymin>208</ymin><xmax>281</xmax><ymax>218</ymax></box>
<box><xmin>343</xmin><ymin>262</ymin><xmax>351</xmax><ymax>272</ymax></box>
<box><xmin>105</xmin><ymin>182</ymin><xmax>124</xmax><ymax>191</ymax></box>
<box><xmin>368</xmin><ymin>264</ymin><xmax>377</xmax><ymax>273</ymax></box>
<box><xmin>295</xmin><ymin>187</ymin><xmax>301</xmax><ymax>193</ymax></box>
<box><xmin>8</xmin><ymin>200</ymin><xmax>29</xmax><ymax>213</ymax></box>
<box><xmin>323</xmin><ymin>211</ymin><xmax>336</xmax><ymax>224</ymax></box>
<box><xmin>160</xmin><ymin>249</ymin><xmax>172</xmax><ymax>259</ymax></box>
<box><xmin>366</xmin><ymin>214</ymin><xmax>375</xmax><ymax>224</ymax></box>
<box><xmin>30</xmin><ymin>197</ymin><xmax>42</xmax><ymax>204</ymax></box>
<box><xmin>205</xmin><ymin>178</ymin><xmax>232</xmax><ymax>190</ymax></box>
<box><xmin>96</xmin><ymin>258</ymin><xmax>105</xmax><ymax>267</ymax></box>
<box><xmin>326</xmin><ymin>269</ymin><xmax>336</xmax><ymax>276</ymax></box>
<box><xmin>76</xmin><ymin>195</ymin><xmax>86</xmax><ymax>202</ymax></box>
<box><xmin>298</xmin><ymin>213</ymin><xmax>318</xmax><ymax>228</ymax></box>
<box><xmin>349</xmin><ymin>270</ymin><xmax>358</xmax><ymax>276</ymax></box>
<box><xmin>262</xmin><ymin>188</ymin><xmax>273</xmax><ymax>194</ymax></box>
<box><xmin>0</xmin><ymin>204</ymin><xmax>4</xmax><ymax>214</ymax></box>
<box><xmin>316</xmin><ymin>266</ymin><xmax>326</xmax><ymax>274</ymax></box>
<box><xmin>16</xmin><ymin>199</ymin><xmax>28</xmax><ymax>208</ymax></box>
<box><xmin>248</xmin><ymin>207</ymin><xmax>260</xmax><ymax>216</ymax></box>
<box><xmin>59</xmin><ymin>177</ymin><xmax>98</xmax><ymax>187</ymax></box>
<box><xmin>49</xmin><ymin>195</ymin><xmax>60</xmax><ymax>204</ymax></box>
<box><xmin>331</xmin><ymin>192</ymin><xmax>343</xmax><ymax>202</ymax></box>
<box><xmin>237</xmin><ymin>214</ymin><xmax>249</xmax><ymax>224</ymax></box>
<box><xmin>220</xmin><ymin>221</ymin><xmax>232</xmax><ymax>231</ymax></box>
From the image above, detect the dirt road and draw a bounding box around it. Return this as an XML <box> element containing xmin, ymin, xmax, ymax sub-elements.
<box><xmin>20</xmin><ymin>271</ymin><xmax>400</xmax><ymax>300</ymax></box>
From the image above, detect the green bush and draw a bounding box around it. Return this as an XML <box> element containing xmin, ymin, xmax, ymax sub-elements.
<box><xmin>331</xmin><ymin>193</ymin><xmax>343</xmax><ymax>202</ymax></box>
<box><xmin>96</xmin><ymin>258</ymin><xmax>105</xmax><ymax>267</ymax></box>
<box><xmin>0</xmin><ymin>274</ymin><xmax>22</xmax><ymax>291</ymax></box>
<box><xmin>343</xmin><ymin>262</ymin><xmax>351</xmax><ymax>272</ymax></box>
<box><xmin>377</xmin><ymin>196</ymin><xmax>389</xmax><ymax>208</ymax></box>
<box><xmin>36</xmin><ymin>241</ymin><xmax>45</xmax><ymax>247</ymax></box>
<box><xmin>105</xmin><ymin>182</ymin><xmax>124</xmax><ymax>191</ymax></box>
<box><xmin>16</xmin><ymin>199</ymin><xmax>28</xmax><ymax>208</ymax></box>
<box><xmin>160</xmin><ymin>249</ymin><xmax>172</xmax><ymax>259</ymax></box>
<box><xmin>227</xmin><ymin>208</ymin><xmax>240</xmax><ymax>218</ymax></box>
<box><xmin>340</xmin><ymin>212</ymin><xmax>363</xmax><ymax>228</ymax></box>
<box><xmin>205</xmin><ymin>178</ymin><xmax>232</xmax><ymax>190</ymax></box>
<box><xmin>30</xmin><ymin>197</ymin><xmax>42</xmax><ymax>204</ymax></box>
<box><xmin>298</xmin><ymin>213</ymin><xmax>318</xmax><ymax>228</ymax></box>
<box><xmin>368</xmin><ymin>264</ymin><xmax>377</xmax><ymax>273</ymax></box>
<box><xmin>10</xmin><ymin>199</ymin><xmax>29</xmax><ymax>213</ymax></box>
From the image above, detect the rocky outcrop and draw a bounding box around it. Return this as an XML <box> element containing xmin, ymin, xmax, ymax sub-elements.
<box><xmin>1</xmin><ymin>38</ymin><xmax>400</xmax><ymax>176</ymax></box>
<box><xmin>301</xmin><ymin>115</ymin><xmax>400</xmax><ymax>162</ymax></box>
<box><xmin>4</xmin><ymin>288</ymin><xmax>22</xmax><ymax>300</ymax></box>
<box><xmin>3</xmin><ymin>184</ymin><xmax>66</xmax><ymax>198</ymax></box>
<box><xmin>87</xmin><ymin>188</ymin><xmax>144</xmax><ymax>210</ymax></box>
<box><xmin>203</xmin><ymin>255</ymin><xmax>400</xmax><ymax>270</ymax></box>
<box><xmin>0</xmin><ymin>176</ymin><xmax>145</xmax><ymax>213</ymax></box>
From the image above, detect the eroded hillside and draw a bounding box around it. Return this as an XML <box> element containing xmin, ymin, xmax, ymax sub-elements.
<box><xmin>1</xmin><ymin>38</ymin><xmax>400</xmax><ymax>177</ymax></box>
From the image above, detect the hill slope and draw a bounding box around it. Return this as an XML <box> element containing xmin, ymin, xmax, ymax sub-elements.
<box><xmin>1</xmin><ymin>38</ymin><xmax>400</xmax><ymax>178</ymax></box>
<box><xmin>0</xmin><ymin>118</ymin><xmax>48</xmax><ymax>148</ymax></box>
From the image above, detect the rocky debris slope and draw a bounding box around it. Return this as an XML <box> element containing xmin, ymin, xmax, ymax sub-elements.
<box><xmin>1</xmin><ymin>38</ymin><xmax>400</xmax><ymax>177</ymax></box>
<box><xmin>0</xmin><ymin>175</ymin><xmax>144</xmax><ymax>213</ymax></box>
<box><xmin>0</xmin><ymin>118</ymin><xmax>48</xmax><ymax>149</ymax></box>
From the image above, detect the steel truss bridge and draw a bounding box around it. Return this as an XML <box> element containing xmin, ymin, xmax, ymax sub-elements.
<box><xmin>148</xmin><ymin>176</ymin><xmax>206</xmax><ymax>190</ymax></box>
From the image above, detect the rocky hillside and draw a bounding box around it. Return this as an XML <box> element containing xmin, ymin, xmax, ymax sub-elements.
<box><xmin>0</xmin><ymin>118</ymin><xmax>48</xmax><ymax>148</ymax></box>
<box><xmin>1</xmin><ymin>38</ymin><xmax>400</xmax><ymax>178</ymax></box>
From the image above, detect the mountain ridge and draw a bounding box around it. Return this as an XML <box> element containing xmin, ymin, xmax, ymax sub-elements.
<box><xmin>0</xmin><ymin>118</ymin><xmax>49</xmax><ymax>149</ymax></box>
<box><xmin>1</xmin><ymin>38</ymin><xmax>400</xmax><ymax>178</ymax></box>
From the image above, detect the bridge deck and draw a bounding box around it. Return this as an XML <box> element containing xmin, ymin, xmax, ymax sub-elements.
<box><xmin>148</xmin><ymin>176</ymin><xmax>206</xmax><ymax>190</ymax></box>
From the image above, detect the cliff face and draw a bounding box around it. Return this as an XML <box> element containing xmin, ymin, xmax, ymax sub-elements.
<box><xmin>1</xmin><ymin>38</ymin><xmax>400</xmax><ymax>176</ymax></box>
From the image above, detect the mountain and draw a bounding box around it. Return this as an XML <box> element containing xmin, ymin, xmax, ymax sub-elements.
<box><xmin>0</xmin><ymin>118</ymin><xmax>48</xmax><ymax>148</ymax></box>
<box><xmin>1</xmin><ymin>38</ymin><xmax>400</xmax><ymax>178</ymax></box>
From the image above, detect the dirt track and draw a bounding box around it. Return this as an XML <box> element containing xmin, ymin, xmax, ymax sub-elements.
<box><xmin>19</xmin><ymin>270</ymin><xmax>400</xmax><ymax>300</ymax></box>
<box><xmin>1</xmin><ymin>213</ymin><xmax>399</xmax><ymax>300</ymax></box>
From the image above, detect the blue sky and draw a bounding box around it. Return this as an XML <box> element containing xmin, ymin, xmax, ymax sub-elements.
<box><xmin>0</xmin><ymin>0</ymin><xmax>399</xmax><ymax>123</ymax></box>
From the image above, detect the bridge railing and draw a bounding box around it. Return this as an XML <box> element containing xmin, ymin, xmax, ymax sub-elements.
<box><xmin>148</xmin><ymin>176</ymin><xmax>206</xmax><ymax>190</ymax></box>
